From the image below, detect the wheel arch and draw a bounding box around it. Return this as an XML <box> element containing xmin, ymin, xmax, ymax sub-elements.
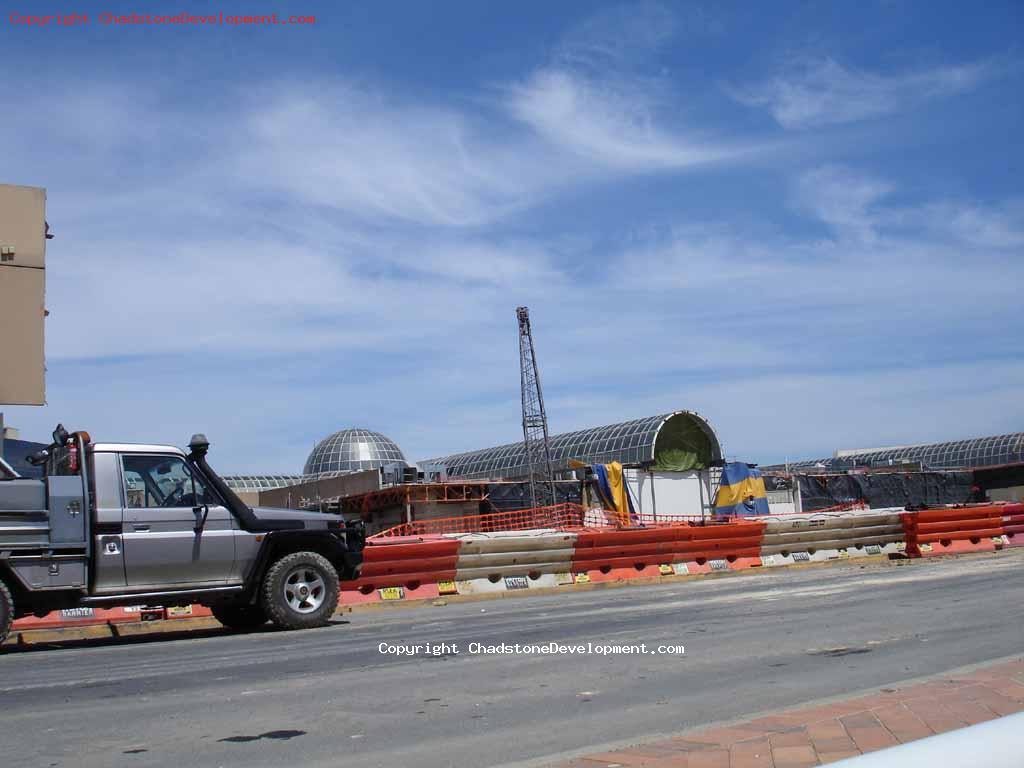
<box><xmin>252</xmin><ymin>532</ymin><xmax>353</xmax><ymax>585</ymax></box>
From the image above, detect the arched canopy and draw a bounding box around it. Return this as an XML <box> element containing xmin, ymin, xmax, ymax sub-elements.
<box><xmin>775</xmin><ymin>432</ymin><xmax>1024</xmax><ymax>471</ymax></box>
<box><xmin>420</xmin><ymin>411</ymin><xmax>722</xmax><ymax>480</ymax></box>
<box><xmin>223</xmin><ymin>475</ymin><xmax>303</xmax><ymax>492</ymax></box>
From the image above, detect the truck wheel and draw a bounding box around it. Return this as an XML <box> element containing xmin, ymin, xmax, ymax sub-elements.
<box><xmin>0</xmin><ymin>579</ymin><xmax>14</xmax><ymax>645</ymax></box>
<box><xmin>211</xmin><ymin>604</ymin><xmax>268</xmax><ymax>630</ymax></box>
<box><xmin>261</xmin><ymin>552</ymin><xmax>339</xmax><ymax>630</ymax></box>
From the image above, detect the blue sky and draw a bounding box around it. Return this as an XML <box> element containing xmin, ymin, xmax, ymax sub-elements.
<box><xmin>2</xmin><ymin>1</ymin><xmax>1022</xmax><ymax>472</ymax></box>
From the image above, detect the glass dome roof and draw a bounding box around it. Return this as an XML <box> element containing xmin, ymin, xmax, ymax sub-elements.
<box><xmin>303</xmin><ymin>428</ymin><xmax>407</xmax><ymax>476</ymax></box>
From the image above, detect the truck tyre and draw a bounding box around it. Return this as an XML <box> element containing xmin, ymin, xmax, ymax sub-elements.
<box><xmin>261</xmin><ymin>551</ymin><xmax>339</xmax><ymax>630</ymax></box>
<box><xmin>211</xmin><ymin>604</ymin><xmax>268</xmax><ymax>630</ymax></box>
<box><xmin>0</xmin><ymin>579</ymin><xmax>14</xmax><ymax>645</ymax></box>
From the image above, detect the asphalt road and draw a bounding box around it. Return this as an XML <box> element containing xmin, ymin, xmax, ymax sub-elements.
<box><xmin>2</xmin><ymin>550</ymin><xmax>1022</xmax><ymax>768</ymax></box>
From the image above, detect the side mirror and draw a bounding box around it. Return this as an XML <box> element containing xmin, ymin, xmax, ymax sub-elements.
<box><xmin>27</xmin><ymin>450</ymin><xmax>49</xmax><ymax>467</ymax></box>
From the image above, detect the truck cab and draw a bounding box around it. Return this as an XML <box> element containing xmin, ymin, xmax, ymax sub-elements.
<box><xmin>0</xmin><ymin>426</ymin><xmax>364</xmax><ymax>641</ymax></box>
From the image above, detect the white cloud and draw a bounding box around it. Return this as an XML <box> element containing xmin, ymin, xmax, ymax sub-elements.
<box><xmin>915</xmin><ymin>200</ymin><xmax>1024</xmax><ymax>250</ymax></box>
<box><xmin>392</xmin><ymin>240</ymin><xmax>566</xmax><ymax>286</ymax></box>
<box><xmin>556</xmin><ymin>2</ymin><xmax>678</xmax><ymax>70</ymax></box>
<box><xmin>794</xmin><ymin>165</ymin><xmax>893</xmax><ymax>243</ymax></box>
<box><xmin>507</xmin><ymin>68</ymin><xmax>741</xmax><ymax>171</ymax></box>
<box><xmin>732</xmin><ymin>57</ymin><xmax>997</xmax><ymax>129</ymax></box>
<box><xmin>2</xmin><ymin>36</ymin><xmax>1020</xmax><ymax>474</ymax></box>
<box><xmin>600</xmin><ymin>166</ymin><xmax>1024</xmax><ymax>373</ymax></box>
<box><xmin>239</xmin><ymin>84</ymin><xmax>545</xmax><ymax>228</ymax></box>
<box><xmin>794</xmin><ymin>166</ymin><xmax>1024</xmax><ymax>254</ymax></box>
<box><xmin>503</xmin><ymin>4</ymin><xmax>745</xmax><ymax>172</ymax></box>
<box><xmin>685</xmin><ymin>359</ymin><xmax>1024</xmax><ymax>464</ymax></box>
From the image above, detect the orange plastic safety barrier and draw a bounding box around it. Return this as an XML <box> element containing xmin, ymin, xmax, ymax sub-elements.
<box><xmin>901</xmin><ymin>504</ymin><xmax>1007</xmax><ymax>557</ymax></box>
<box><xmin>343</xmin><ymin>537</ymin><xmax>463</xmax><ymax>593</ymax></box>
<box><xmin>998</xmin><ymin>502</ymin><xmax>1024</xmax><ymax>547</ymax></box>
<box><xmin>11</xmin><ymin>606</ymin><xmax>143</xmax><ymax>631</ymax></box>
<box><xmin>343</xmin><ymin>569</ymin><xmax>458</xmax><ymax>595</ymax></box>
<box><xmin>10</xmin><ymin>604</ymin><xmax>206</xmax><ymax>633</ymax></box>
<box><xmin>571</xmin><ymin>520</ymin><xmax>765</xmax><ymax>572</ymax></box>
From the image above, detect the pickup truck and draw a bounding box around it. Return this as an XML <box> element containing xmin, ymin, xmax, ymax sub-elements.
<box><xmin>0</xmin><ymin>425</ymin><xmax>364</xmax><ymax>642</ymax></box>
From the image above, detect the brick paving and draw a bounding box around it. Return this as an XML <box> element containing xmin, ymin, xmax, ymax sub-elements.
<box><xmin>550</xmin><ymin>658</ymin><xmax>1024</xmax><ymax>767</ymax></box>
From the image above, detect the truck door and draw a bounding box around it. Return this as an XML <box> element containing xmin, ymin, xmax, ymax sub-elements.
<box><xmin>91</xmin><ymin>450</ymin><xmax>127</xmax><ymax>590</ymax></box>
<box><xmin>120</xmin><ymin>453</ymin><xmax>236</xmax><ymax>587</ymax></box>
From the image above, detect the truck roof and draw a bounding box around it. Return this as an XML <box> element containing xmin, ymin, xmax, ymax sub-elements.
<box><xmin>91</xmin><ymin>442</ymin><xmax>186</xmax><ymax>456</ymax></box>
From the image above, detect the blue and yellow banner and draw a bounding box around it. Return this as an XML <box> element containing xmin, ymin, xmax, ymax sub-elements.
<box><xmin>590</xmin><ymin>461</ymin><xmax>635</xmax><ymax>526</ymax></box>
<box><xmin>715</xmin><ymin>462</ymin><xmax>769</xmax><ymax>516</ymax></box>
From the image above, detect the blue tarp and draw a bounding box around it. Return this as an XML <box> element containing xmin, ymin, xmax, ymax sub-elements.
<box><xmin>715</xmin><ymin>462</ymin><xmax>770</xmax><ymax>516</ymax></box>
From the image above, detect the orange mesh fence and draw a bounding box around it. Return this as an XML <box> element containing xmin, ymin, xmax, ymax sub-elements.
<box><xmin>370</xmin><ymin>503</ymin><xmax>732</xmax><ymax>539</ymax></box>
<box><xmin>804</xmin><ymin>500</ymin><xmax>870</xmax><ymax>514</ymax></box>
<box><xmin>370</xmin><ymin>503</ymin><xmax>587</xmax><ymax>539</ymax></box>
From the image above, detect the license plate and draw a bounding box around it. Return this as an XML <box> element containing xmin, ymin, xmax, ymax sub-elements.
<box><xmin>709</xmin><ymin>559</ymin><xmax>729</xmax><ymax>571</ymax></box>
<box><xmin>761</xmin><ymin>555</ymin><xmax>776</xmax><ymax>566</ymax></box>
<box><xmin>60</xmin><ymin>607</ymin><xmax>94</xmax><ymax>619</ymax></box>
<box><xmin>574</xmin><ymin>573</ymin><xmax>590</xmax><ymax>584</ymax></box>
<box><xmin>658</xmin><ymin>564</ymin><xmax>673</xmax><ymax>575</ymax></box>
<box><xmin>504</xmin><ymin>576</ymin><xmax>529</xmax><ymax>590</ymax></box>
<box><xmin>379</xmin><ymin>587</ymin><xmax>404</xmax><ymax>601</ymax></box>
<box><xmin>166</xmin><ymin>606</ymin><xmax>193</xmax><ymax>617</ymax></box>
<box><xmin>792</xmin><ymin>552</ymin><xmax>811</xmax><ymax>562</ymax></box>
<box><xmin>437</xmin><ymin>580</ymin><xmax>458</xmax><ymax>595</ymax></box>
<box><xmin>865</xmin><ymin>545</ymin><xmax>882</xmax><ymax>555</ymax></box>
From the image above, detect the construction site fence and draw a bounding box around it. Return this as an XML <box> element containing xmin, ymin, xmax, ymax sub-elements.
<box><xmin>369</xmin><ymin>502</ymin><xmax>724</xmax><ymax>539</ymax></box>
<box><xmin>13</xmin><ymin>502</ymin><xmax>1023</xmax><ymax>635</ymax></box>
<box><xmin>808</xmin><ymin>500</ymin><xmax>869</xmax><ymax>513</ymax></box>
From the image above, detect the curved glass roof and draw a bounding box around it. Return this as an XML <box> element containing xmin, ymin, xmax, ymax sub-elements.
<box><xmin>419</xmin><ymin>412</ymin><xmax>722</xmax><ymax>480</ymax></box>
<box><xmin>303</xmin><ymin>428</ymin><xmax>407</xmax><ymax>476</ymax></box>
<box><xmin>778</xmin><ymin>432</ymin><xmax>1024</xmax><ymax>471</ymax></box>
<box><xmin>223</xmin><ymin>475</ymin><xmax>303</xmax><ymax>491</ymax></box>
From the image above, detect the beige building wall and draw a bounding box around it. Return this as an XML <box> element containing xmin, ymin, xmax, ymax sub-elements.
<box><xmin>259</xmin><ymin>469</ymin><xmax>382</xmax><ymax>509</ymax></box>
<box><xmin>233</xmin><ymin>490</ymin><xmax>262</xmax><ymax>507</ymax></box>
<box><xmin>990</xmin><ymin>486</ymin><xmax>1024</xmax><ymax>503</ymax></box>
<box><xmin>0</xmin><ymin>184</ymin><xmax>47</xmax><ymax>405</ymax></box>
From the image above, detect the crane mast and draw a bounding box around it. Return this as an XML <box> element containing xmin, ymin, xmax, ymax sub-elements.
<box><xmin>516</xmin><ymin>306</ymin><xmax>556</xmax><ymax>508</ymax></box>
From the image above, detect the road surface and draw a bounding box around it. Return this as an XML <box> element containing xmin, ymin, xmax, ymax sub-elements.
<box><xmin>2</xmin><ymin>550</ymin><xmax>1021</xmax><ymax>768</ymax></box>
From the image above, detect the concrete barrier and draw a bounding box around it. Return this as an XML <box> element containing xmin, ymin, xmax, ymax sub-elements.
<box><xmin>18</xmin><ymin>505</ymin><xmax>1024</xmax><ymax>625</ymax></box>
<box><xmin>754</xmin><ymin>508</ymin><xmax>906</xmax><ymax>562</ymax></box>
